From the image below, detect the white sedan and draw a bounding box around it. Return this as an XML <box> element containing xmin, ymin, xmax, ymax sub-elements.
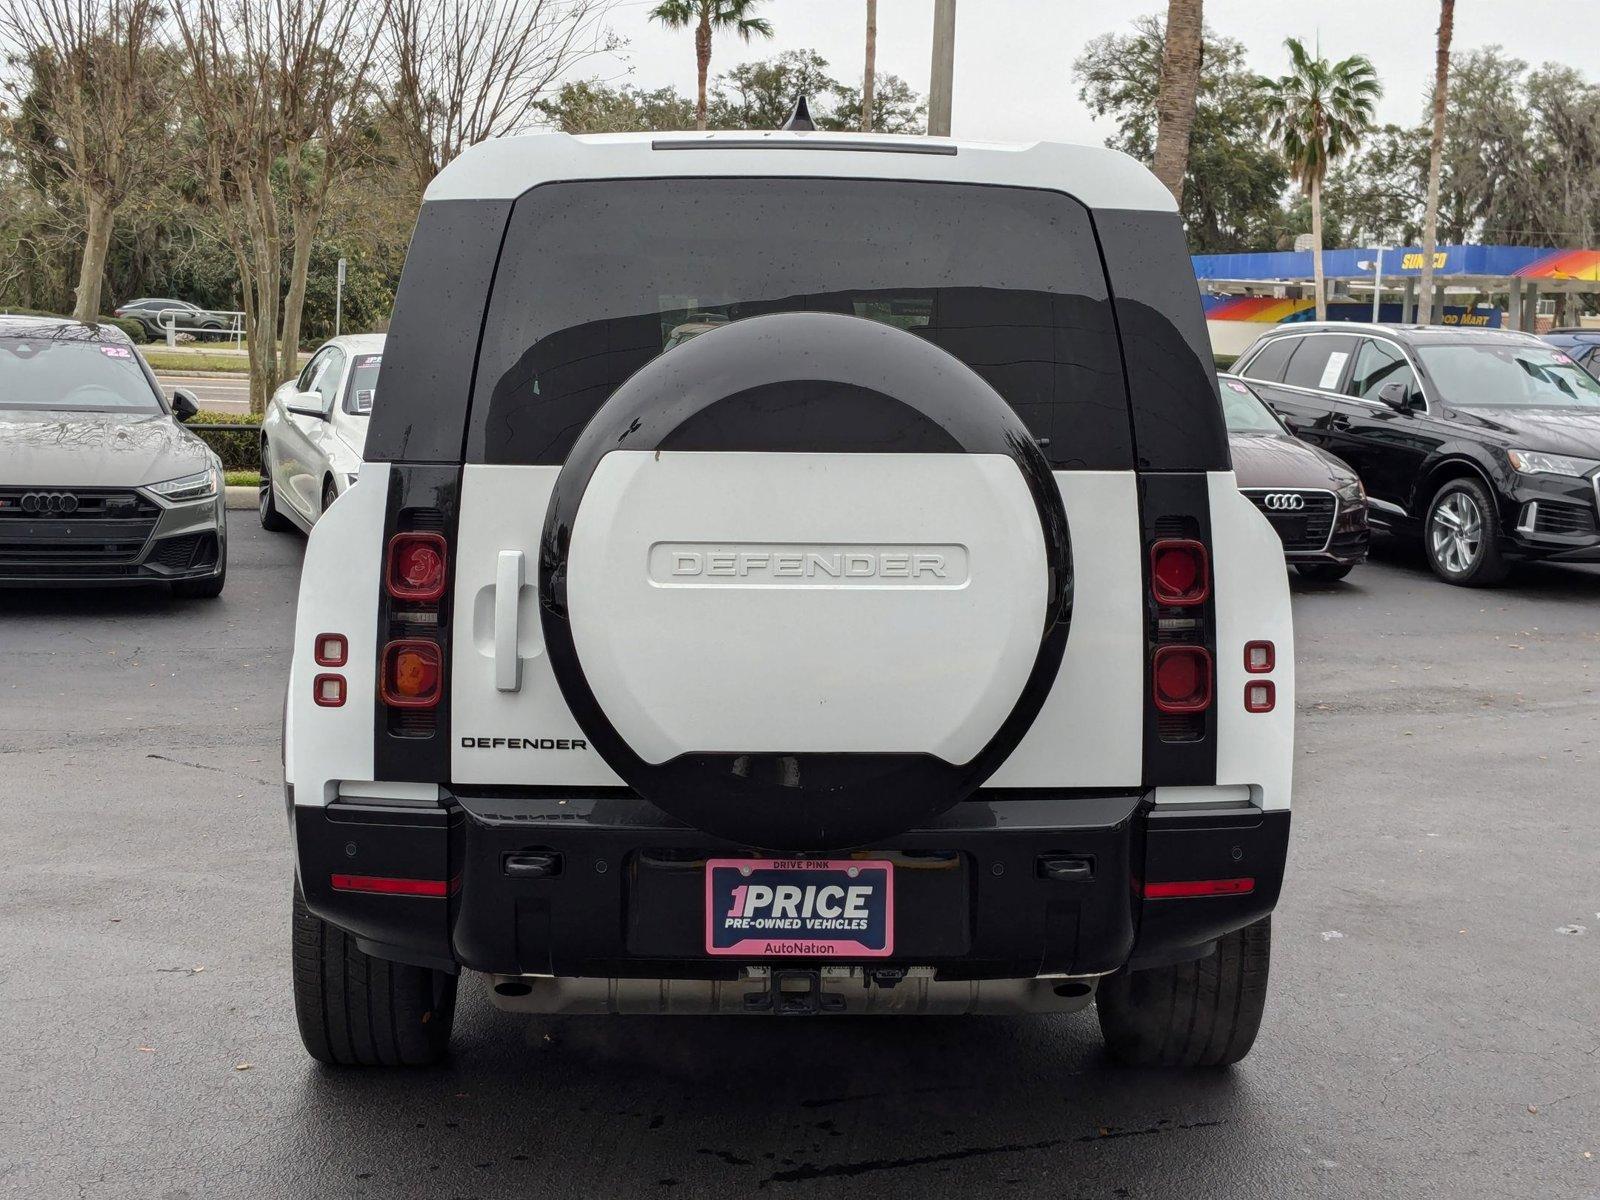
<box><xmin>258</xmin><ymin>334</ymin><xmax>382</xmax><ymax>532</ymax></box>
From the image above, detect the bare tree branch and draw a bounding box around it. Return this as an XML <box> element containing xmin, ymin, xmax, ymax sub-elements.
<box><xmin>383</xmin><ymin>0</ymin><xmax>617</xmax><ymax>191</ymax></box>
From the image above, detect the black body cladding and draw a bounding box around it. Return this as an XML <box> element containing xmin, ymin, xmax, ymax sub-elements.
<box><xmin>365</xmin><ymin>199</ymin><xmax>512</xmax><ymax>464</ymax></box>
<box><xmin>1093</xmin><ymin>209</ymin><xmax>1231</xmax><ymax>472</ymax></box>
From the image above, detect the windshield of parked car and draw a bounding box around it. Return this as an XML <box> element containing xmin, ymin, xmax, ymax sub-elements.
<box><xmin>1417</xmin><ymin>343</ymin><xmax>1600</xmax><ymax>408</ymax></box>
<box><xmin>0</xmin><ymin>335</ymin><xmax>163</xmax><ymax>413</ymax></box>
<box><xmin>344</xmin><ymin>352</ymin><xmax>380</xmax><ymax>415</ymax></box>
<box><xmin>1218</xmin><ymin>376</ymin><xmax>1284</xmax><ymax>433</ymax></box>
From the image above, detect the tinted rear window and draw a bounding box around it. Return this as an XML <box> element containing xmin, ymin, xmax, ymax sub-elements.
<box><xmin>465</xmin><ymin>178</ymin><xmax>1133</xmax><ymax>469</ymax></box>
<box><xmin>1282</xmin><ymin>335</ymin><xmax>1359</xmax><ymax>391</ymax></box>
<box><xmin>1240</xmin><ymin>337</ymin><xmax>1296</xmax><ymax>383</ymax></box>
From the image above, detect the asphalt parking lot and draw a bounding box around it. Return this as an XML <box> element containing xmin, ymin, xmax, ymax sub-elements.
<box><xmin>2</xmin><ymin>515</ymin><xmax>1596</xmax><ymax>1199</ymax></box>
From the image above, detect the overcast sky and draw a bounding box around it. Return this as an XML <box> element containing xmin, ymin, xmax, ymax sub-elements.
<box><xmin>589</xmin><ymin>0</ymin><xmax>1596</xmax><ymax>145</ymax></box>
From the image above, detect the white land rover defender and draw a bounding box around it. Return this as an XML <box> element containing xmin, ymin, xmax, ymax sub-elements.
<box><xmin>285</xmin><ymin>129</ymin><xmax>1293</xmax><ymax>1068</ymax></box>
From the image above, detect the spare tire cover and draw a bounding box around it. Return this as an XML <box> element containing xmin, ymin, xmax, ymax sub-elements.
<box><xmin>540</xmin><ymin>312</ymin><xmax>1071</xmax><ymax>849</ymax></box>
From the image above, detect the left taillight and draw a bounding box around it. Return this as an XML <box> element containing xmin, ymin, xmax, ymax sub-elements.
<box><xmin>378</xmin><ymin>516</ymin><xmax>450</xmax><ymax>739</ymax></box>
<box><xmin>380</xmin><ymin>639</ymin><xmax>443</xmax><ymax>708</ymax></box>
<box><xmin>385</xmin><ymin>532</ymin><xmax>448</xmax><ymax>602</ymax></box>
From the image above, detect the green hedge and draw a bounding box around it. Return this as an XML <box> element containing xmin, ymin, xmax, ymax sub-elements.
<box><xmin>0</xmin><ymin>307</ymin><xmax>145</xmax><ymax>343</ymax></box>
<box><xmin>188</xmin><ymin>409</ymin><xmax>261</xmax><ymax>470</ymax></box>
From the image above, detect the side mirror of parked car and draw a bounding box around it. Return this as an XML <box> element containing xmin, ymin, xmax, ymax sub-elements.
<box><xmin>286</xmin><ymin>391</ymin><xmax>330</xmax><ymax>419</ymax></box>
<box><xmin>1376</xmin><ymin>381</ymin><xmax>1411</xmax><ymax>412</ymax></box>
<box><xmin>171</xmin><ymin>388</ymin><xmax>200</xmax><ymax>421</ymax></box>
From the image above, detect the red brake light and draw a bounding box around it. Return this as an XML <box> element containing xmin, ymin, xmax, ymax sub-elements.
<box><xmin>1144</xmin><ymin>877</ymin><xmax>1254</xmax><ymax>899</ymax></box>
<box><xmin>330</xmin><ymin>873</ymin><xmax>454</xmax><ymax>897</ymax></box>
<box><xmin>385</xmin><ymin>532</ymin><xmax>447</xmax><ymax>602</ymax></box>
<box><xmin>1150</xmin><ymin>539</ymin><xmax>1209</xmax><ymax>606</ymax></box>
<box><xmin>380</xmin><ymin>639</ymin><xmax>442</xmax><ymax>708</ymax></box>
<box><xmin>1152</xmin><ymin>645</ymin><xmax>1212</xmax><ymax>713</ymax></box>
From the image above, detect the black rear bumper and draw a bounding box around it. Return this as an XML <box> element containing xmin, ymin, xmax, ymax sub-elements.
<box><xmin>293</xmin><ymin>792</ymin><xmax>1289</xmax><ymax>979</ymax></box>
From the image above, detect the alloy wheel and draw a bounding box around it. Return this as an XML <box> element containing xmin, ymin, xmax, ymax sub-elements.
<box><xmin>1430</xmin><ymin>491</ymin><xmax>1483</xmax><ymax>576</ymax></box>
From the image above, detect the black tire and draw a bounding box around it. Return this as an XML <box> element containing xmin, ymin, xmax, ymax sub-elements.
<box><xmin>259</xmin><ymin>440</ymin><xmax>293</xmax><ymax>532</ymax></box>
<box><xmin>172</xmin><ymin>558</ymin><xmax>225</xmax><ymax>599</ymax></box>
<box><xmin>1097</xmin><ymin>916</ymin><xmax>1271</xmax><ymax>1068</ymax></box>
<box><xmin>291</xmin><ymin>883</ymin><xmax>457</xmax><ymax>1067</ymax></box>
<box><xmin>321</xmin><ymin>478</ymin><xmax>338</xmax><ymax>517</ymax></box>
<box><xmin>1294</xmin><ymin>561</ymin><xmax>1355</xmax><ymax>583</ymax></box>
<box><xmin>1423</xmin><ymin>476</ymin><xmax>1509</xmax><ymax>587</ymax></box>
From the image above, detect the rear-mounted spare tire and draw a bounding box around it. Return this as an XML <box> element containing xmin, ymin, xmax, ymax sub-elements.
<box><xmin>540</xmin><ymin>313</ymin><xmax>1072</xmax><ymax>849</ymax></box>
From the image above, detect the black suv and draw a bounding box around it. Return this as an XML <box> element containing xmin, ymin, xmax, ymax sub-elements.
<box><xmin>1236</xmin><ymin>323</ymin><xmax>1600</xmax><ymax>585</ymax></box>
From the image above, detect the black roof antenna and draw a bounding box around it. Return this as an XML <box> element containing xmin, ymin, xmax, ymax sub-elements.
<box><xmin>781</xmin><ymin>95</ymin><xmax>816</xmax><ymax>132</ymax></box>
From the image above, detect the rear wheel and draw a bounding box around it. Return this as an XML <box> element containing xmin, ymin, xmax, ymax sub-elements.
<box><xmin>1424</xmin><ymin>477</ymin><xmax>1508</xmax><ymax>587</ymax></box>
<box><xmin>321</xmin><ymin>478</ymin><xmax>338</xmax><ymax>517</ymax></box>
<box><xmin>1294</xmin><ymin>561</ymin><xmax>1354</xmax><ymax>583</ymax></box>
<box><xmin>1097</xmin><ymin>916</ymin><xmax>1271</xmax><ymax>1068</ymax></box>
<box><xmin>292</xmin><ymin>883</ymin><xmax>457</xmax><ymax>1067</ymax></box>
<box><xmin>259</xmin><ymin>440</ymin><xmax>293</xmax><ymax>532</ymax></box>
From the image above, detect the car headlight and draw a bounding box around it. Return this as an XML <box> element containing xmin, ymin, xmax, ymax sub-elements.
<box><xmin>1335</xmin><ymin>477</ymin><xmax>1365</xmax><ymax>504</ymax></box>
<box><xmin>147</xmin><ymin>466</ymin><xmax>220</xmax><ymax>502</ymax></box>
<box><xmin>1507</xmin><ymin>450</ymin><xmax>1600</xmax><ymax>478</ymax></box>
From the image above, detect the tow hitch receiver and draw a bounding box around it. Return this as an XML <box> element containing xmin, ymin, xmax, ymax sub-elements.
<box><xmin>744</xmin><ymin>969</ymin><xmax>847</xmax><ymax>1015</ymax></box>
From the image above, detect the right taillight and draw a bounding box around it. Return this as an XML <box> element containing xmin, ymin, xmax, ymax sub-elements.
<box><xmin>1152</xmin><ymin>645</ymin><xmax>1213</xmax><ymax>713</ymax></box>
<box><xmin>380</xmin><ymin>639</ymin><xmax>443</xmax><ymax>708</ymax></box>
<box><xmin>1150</xmin><ymin>539</ymin><xmax>1209</xmax><ymax>607</ymax></box>
<box><xmin>385</xmin><ymin>532</ymin><xmax>448</xmax><ymax>602</ymax></box>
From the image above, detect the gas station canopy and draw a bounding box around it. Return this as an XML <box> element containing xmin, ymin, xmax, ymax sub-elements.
<box><xmin>1192</xmin><ymin>245</ymin><xmax>1600</xmax><ymax>332</ymax></box>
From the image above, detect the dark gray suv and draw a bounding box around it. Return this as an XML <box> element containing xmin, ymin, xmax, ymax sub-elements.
<box><xmin>0</xmin><ymin>316</ymin><xmax>226</xmax><ymax>596</ymax></box>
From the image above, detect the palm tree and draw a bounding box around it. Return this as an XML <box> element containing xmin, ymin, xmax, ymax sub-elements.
<box><xmin>649</xmin><ymin>0</ymin><xmax>774</xmax><ymax>131</ymax></box>
<box><xmin>860</xmin><ymin>0</ymin><xmax>877</xmax><ymax>133</ymax></box>
<box><xmin>1260</xmin><ymin>39</ymin><xmax>1382</xmax><ymax>320</ymax></box>
<box><xmin>1417</xmin><ymin>0</ymin><xmax>1454</xmax><ymax>324</ymax></box>
<box><xmin>1152</xmin><ymin>0</ymin><xmax>1204</xmax><ymax>204</ymax></box>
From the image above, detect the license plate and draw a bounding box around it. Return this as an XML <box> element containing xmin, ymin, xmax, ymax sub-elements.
<box><xmin>705</xmin><ymin>858</ymin><xmax>894</xmax><ymax>957</ymax></box>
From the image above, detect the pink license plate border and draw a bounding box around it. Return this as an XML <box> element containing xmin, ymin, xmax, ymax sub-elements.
<box><xmin>704</xmin><ymin>857</ymin><xmax>895</xmax><ymax>958</ymax></box>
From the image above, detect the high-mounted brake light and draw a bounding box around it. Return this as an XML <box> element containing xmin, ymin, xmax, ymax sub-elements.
<box><xmin>1150</xmin><ymin>539</ymin><xmax>1209</xmax><ymax>606</ymax></box>
<box><xmin>1152</xmin><ymin>645</ymin><xmax>1212</xmax><ymax>713</ymax></box>
<box><xmin>380</xmin><ymin>639</ymin><xmax>443</xmax><ymax>708</ymax></box>
<box><xmin>385</xmin><ymin>532</ymin><xmax>448</xmax><ymax>602</ymax></box>
<box><xmin>1144</xmin><ymin>877</ymin><xmax>1254</xmax><ymax>899</ymax></box>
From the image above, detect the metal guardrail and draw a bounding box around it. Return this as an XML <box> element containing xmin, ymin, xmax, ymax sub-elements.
<box><xmin>160</xmin><ymin>308</ymin><xmax>246</xmax><ymax>350</ymax></box>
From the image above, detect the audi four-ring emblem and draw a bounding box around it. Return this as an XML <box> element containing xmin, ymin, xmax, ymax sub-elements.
<box><xmin>19</xmin><ymin>492</ymin><xmax>79</xmax><ymax>514</ymax></box>
<box><xmin>1262</xmin><ymin>493</ymin><xmax>1305</xmax><ymax>512</ymax></box>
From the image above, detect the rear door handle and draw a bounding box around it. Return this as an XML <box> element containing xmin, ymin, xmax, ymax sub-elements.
<box><xmin>495</xmin><ymin>550</ymin><xmax>525</xmax><ymax>693</ymax></box>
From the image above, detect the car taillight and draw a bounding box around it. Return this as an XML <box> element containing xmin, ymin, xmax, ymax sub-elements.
<box><xmin>1244</xmin><ymin>680</ymin><xmax>1276</xmax><ymax>713</ymax></box>
<box><xmin>1150</xmin><ymin>539</ymin><xmax>1209</xmax><ymax>606</ymax></box>
<box><xmin>381</xmin><ymin>639</ymin><xmax>443</xmax><ymax>708</ymax></box>
<box><xmin>1152</xmin><ymin>645</ymin><xmax>1212</xmax><ymax>713</ymax></box>
<box><xmin>385</xmin><ymin>532</ymin><xmax>448</xmax><ymax>602</ymax></box>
